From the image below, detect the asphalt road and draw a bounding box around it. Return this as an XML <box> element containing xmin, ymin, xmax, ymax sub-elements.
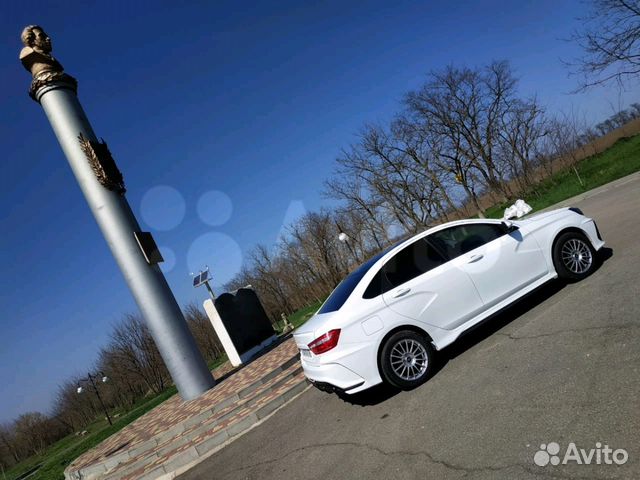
<box><xmin>179</xmin><ymin>175</ymin><xmax>640</xmax><ymax>480</ymax></box>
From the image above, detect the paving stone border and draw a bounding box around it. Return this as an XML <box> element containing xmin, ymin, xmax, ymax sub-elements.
<box><xmin>64</xmin><ymin>338</ymin><xmax>308</xmax><ymax>480</ymax></box>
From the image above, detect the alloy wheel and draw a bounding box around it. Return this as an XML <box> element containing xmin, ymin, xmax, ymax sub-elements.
<box><xmin>561</xmin><ymin>238</ymin><xmax>593</xmax><ymax>274</ymax></box>
<box><xmin>389</xmin><ymin>339</ymin><xmax>428</xmax><ymax>381</ymax></box>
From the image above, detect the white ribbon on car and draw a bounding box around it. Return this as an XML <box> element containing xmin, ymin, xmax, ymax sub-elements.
<box><xmin>503</xmin><ymin>199</ymin><xmax>533</xmax><ymax>220</ymax></box>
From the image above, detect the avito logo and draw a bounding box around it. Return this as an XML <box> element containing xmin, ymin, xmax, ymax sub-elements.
<box><xmin>534</xmin><ymin>442</ymin><xmax>628</xmax><ymax>466</ymax></box>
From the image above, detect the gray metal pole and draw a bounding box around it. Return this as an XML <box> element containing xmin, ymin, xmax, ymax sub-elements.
<box><xmin>20</xmin><ymin>26</ymin><xmax>215</xmax><ymax>400</ymax></box>
<box><xmin>204</xmin><ymin>281</ymin><xmax>216</xmax><ymax>301</ymax></box>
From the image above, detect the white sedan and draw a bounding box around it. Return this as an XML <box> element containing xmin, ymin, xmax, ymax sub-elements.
<box><xmin>294</xmin><ymin>207</ymin><xmax>605</xmax><ymax>394</ymax></box>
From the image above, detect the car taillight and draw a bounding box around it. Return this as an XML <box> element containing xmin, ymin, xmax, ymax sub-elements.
<box><xmin>308</xmin><ymin>329</ymin><xmax>341</xmax><ymax>355</ymax></box>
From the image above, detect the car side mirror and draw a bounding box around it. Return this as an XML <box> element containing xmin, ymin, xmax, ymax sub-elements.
<box><xmin>501</xmin><ymin>220</ymin><xmax>519</xmax><ymax>233</ymax></box>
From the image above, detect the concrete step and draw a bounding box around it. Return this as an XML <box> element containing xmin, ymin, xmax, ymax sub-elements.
<box><xmin>103</xmin><ymin>363</ymin><xmax>304</xmax><ymax>479</ymax></box>
<box><xmin>64</xmin><ymin>341</ymin><xmax>306</xmax><ymax>480</ymax></box>
<box><xmin>103</xmin><ymin>354</ymin><xmax>301</xmax><ymax>474</ymax></box>
<box><xmin>116</xmin><ymin>373</ymin><xmax>308</xmax><ymax>480</ymax></box>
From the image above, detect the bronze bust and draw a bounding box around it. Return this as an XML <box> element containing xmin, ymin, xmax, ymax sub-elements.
<box><xmin>20</xmin><ymin>25</ymin><xmax>76</xmax><ymax>100</ymax></box>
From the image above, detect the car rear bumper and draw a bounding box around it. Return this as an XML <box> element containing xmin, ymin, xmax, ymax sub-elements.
<box><xmin>299</xmin><ymin>358</ymin><xmax>366</xmax><ymax>392</ymax></box>
<box><xmin>295</xmin><ymin>332</ymin><xmax>383</xmax><ymax>394</ymax></box>
<box><xmin>308</xmin><ymin>379</ymin><xmax>366</xmax><ymax>394</ymax></box>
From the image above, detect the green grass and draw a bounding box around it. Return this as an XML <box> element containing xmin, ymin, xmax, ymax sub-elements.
<box><xmin>287</xmin><ymin>300</ymin><xmax>324</xmax><ymax>329</ymax></box>
<box><xmin>272</xmin><ymin>299</ymin><xmax>325</xmax><ymax>334</ymax></box>
<box><xmin>207</xmin><ymin>353</ymin><xmax>228</xmax><ymax>371</ymax></box>
<box><xmin>485</xmin><ymin>135</ymin><xmax>640</xmax><ymax>218</ymax></box>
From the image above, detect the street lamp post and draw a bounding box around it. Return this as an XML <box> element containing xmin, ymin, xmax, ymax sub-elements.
<box><xmin>77</xmin><ymin>372</ymin><xmax>112</xmax><ymax>426</ymax></box>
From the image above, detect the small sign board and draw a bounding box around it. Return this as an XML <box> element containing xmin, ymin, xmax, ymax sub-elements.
<box><xmin>134</xmin><ymin>231</ymin><xmax>164</xmax><ymax>265</ymax></box>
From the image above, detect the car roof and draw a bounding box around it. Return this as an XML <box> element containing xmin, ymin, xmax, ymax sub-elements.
<box><xmin>332</xmin><ymin>218</ymin><xmax>507</xmax><ymax>310</ymax></box>
<box><xmin>380</xmin><ymin>218</ymin><xmax>505</xmax><ymax>263</ymax></box>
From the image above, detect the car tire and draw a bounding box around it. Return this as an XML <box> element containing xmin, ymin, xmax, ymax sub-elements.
<box><xmin>380</xmin><ymin>330</ymin><xmax>434</xmax><ymax>390</ymax></box>
<box><xmin>552</xmin><ymin>231</ymin><xmax>596</xmax><ymax>281</ymax></box>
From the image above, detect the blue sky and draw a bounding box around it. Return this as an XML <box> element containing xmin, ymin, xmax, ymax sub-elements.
<box><xmin>1</xmin><ymin>0</ymin><xmax>637</xmax><ymax>421</ymax></box>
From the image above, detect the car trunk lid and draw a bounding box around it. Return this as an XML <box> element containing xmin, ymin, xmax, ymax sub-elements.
<box><xmin>293</xmin><ymin>311</ymin><xmax>341</xmax><ymax>349</ymax></box>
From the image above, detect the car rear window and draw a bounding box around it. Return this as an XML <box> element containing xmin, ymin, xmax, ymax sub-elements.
<box><xmin>317</xmin><ymin>249</ymin><xmax>389</xmax><ymax>314</ymax></box>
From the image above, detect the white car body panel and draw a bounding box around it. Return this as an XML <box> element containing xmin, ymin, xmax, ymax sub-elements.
<box><xmin>382</xmin><ymin>257</ymin><xmax>484</xmax><ymax>331</ymax></box>
<box><xmin>460</xmin><ymin>223</ymin><xmax>549</xmax><ymax>307</ymax></box>
<box><xmin>294</xmin><ymin>208</ymin><xmax>605</xmax><ymax>394</ymax></box>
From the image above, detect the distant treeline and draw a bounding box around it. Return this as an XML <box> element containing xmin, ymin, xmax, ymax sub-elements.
<box><xmin>224</xmin><ymin>60</ymin><xmax>640</xmax><ymax>324</ymax></box>
<box><xmin>0</xmin><ymin>305</ymin><xmax>223</xmax><ymax>470</ymax></box>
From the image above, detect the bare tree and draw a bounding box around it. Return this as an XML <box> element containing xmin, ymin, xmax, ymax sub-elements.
<box><xmin>404</xmin><ymin>61</ymin><xmax>521</xmax><ymax>204</ymax></box>
<box><xmin>362</xmin><ymin>124</ymin><xmax>444</xmax><ymax>231</ymax></box>
<box><xmin>332</xmin><ymin>208</ymin><xmax>370</xmax><ymax>263</ymax></box>
<box><xmin>249</xmin><ymin>245</ymin><xmax>297</xmax><ymax>315</ymax></box>
<box><xmin>288</xmin><ymin>211</ymin><xmax>347</xmax><ymax>289</ymax></box>
<box><xmin>279</xmin><ymin>240</ymin><xmax>331</xmax><ymax>305</ymax></box>
<box><xmin>97</xmin><ymin>349</ymin><xmax>146</xmax><ymax>409</ymax></box>
<box><xmin>324</xmin><ymin>173</ymin><xmax>390</xmax><ymax>250</ymax></box>
<box><xmin>52</xmin><ymin>378</ymin><xmax>97</xmax><ymax>430</ymax></box>
<box><xmin>391</xmin><ymin>115</ymin><xmax>459</xmax><ymax>220</ymax></box>
<box><xmin>0</xmin><ymin>423</ymin><xmax>20</xmax><ymax>466</ymax></box>
<box><xmin>106</xmin><ymin>314</ymin><xmax>169</xmax><ymax>395</ymax></box>
<box><xmin>496</xmin><ymin>97</ymin><xmax>549</xmax><ymax>193</ymax></box>
<box><xmin>184</xmin><ymin>303</ymin><xmax>224</xmax><ymax>363</ymax></box>
<box><xmin>569</xmin><ymin>0</ymin><xmax>640</xmax><ymax>89</ymax></box>
<box><xmin>13</xmin><ymin>413</ymin><xmax>65</xmax><ymax>457</ymax></box>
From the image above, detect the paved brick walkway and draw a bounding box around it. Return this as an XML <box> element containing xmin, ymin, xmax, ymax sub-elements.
<box><xmin>65</xmin><ymin>337</ymin><xmax>307</xmax><ymax>480</ymax></box>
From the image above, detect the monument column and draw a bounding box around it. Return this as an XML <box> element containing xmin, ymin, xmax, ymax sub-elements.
<box><xmin>19</xmin><ymin>25</ymin><xmax>215</xmax><ymax>400</ymax></box>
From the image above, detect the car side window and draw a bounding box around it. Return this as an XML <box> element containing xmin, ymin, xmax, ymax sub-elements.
<box><xmin>363</xmin><ymin>241</ymin><xmax>439</xmax><ymax>299</ymax></box>
<box><xmin>375</xmin><ymin>238</ymin><xmax>447</xmax><ymax>292</ymax></box>
<box><xmin>429</xmin><ymin>223</ymin><xmax>506</xmax><ymax>260</ymax></box>
<box><xmin>362</xmin><ymin>269</ymin><xmax>392</xmax><ymax>299</ymax></box>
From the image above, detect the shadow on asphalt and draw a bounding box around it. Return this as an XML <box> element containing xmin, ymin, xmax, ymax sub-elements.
<box><xmin>336</xmin><ymin>382</ymin><xmax>401</xmax><ymax>406</ymax></box>
<box><xmin>333</xmin><ymin>247</ymin><xmax>613</xmax><ymax>407</ymax></box>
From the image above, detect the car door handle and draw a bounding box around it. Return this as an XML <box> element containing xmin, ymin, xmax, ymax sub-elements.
<box><xmin>467</xmin><ymin>254</ymin><xmax>484</xmax><ymax>263</ymax></box>
<box><xmin>393</xmin><ymin>287</ymin><xmax>411</xmax><ymax>298</ymax></box>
